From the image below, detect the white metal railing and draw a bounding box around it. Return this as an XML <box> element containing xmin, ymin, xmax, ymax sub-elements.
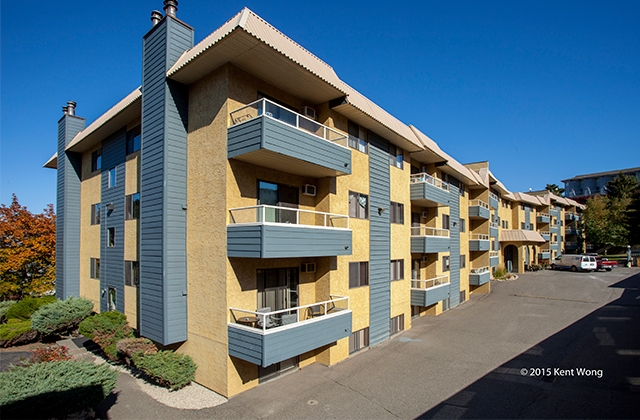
<box><xmin>538</xmin><ymin>213</ymin><xmax>550</xmax><ymax>218</ymax></box>
<box><xmin>550</xmin><ymin>241</ymin><xmax>558</xmax><ymax>245</ymax></box>
<box><xmin>489</xmin><ymin>192</ymin><xmax>499</xmax><ymax>202</ymax></box>
<box><xmin>565</xmin><ymin>241</ymin><xmax>578</xmax><ymax>247</ymax></box>
<box><xmin>411</xmin><ymin>275</ymin><xmax>449</xmax><ymax>290</ymax></box>
<box><xmin>229</xmin><ymin>205</ymin><xmax>349</xmax><ymax>229</ymax></box>
<box><xmin>410</xmin><ymin>173</ymin><xmax>450</xmax><ymax>191</ymax></box>
<box><xmin>470</xmin><ymin>266</ymin><xmax>490</xmax><ymax>275</ymax></box>
<box><xmin>565</xmin><ymin>212</ymin><xmax>576</xmax><ymax>219</ymax></box>
<box><xmin>471</xmin><ymin>234</ymin><xmax>489</xmax><ymax>241</ymax></box>
<box><xmin>540</xmin><ymin>231</ymin><xmax>550</xmax><ymax>236</ymax></box>
<box><xmin>490</xmin><ymin>251</ymin><xmax>499</xmax><ymax>258</ymax></box>
<box><xmin>470</xmin><ymin>200</ymin><xmax>489</xmax><ymax>209</ymax></box>
<box><xmin>229</xmin><ymin>295</ymin><xmax>349</xmax><ymax>333</ymax></box>
<box><xmin>411</xmin><ymin>226</ymin><xmax>450</xmax><ymax>237</ymax></box>
<box><xmin>229</xmin><ymin>98</ymin><xmax>347</xmax><ymax>147</ymax></box>
<box><xmin>490</xmin><ymin>222</ymin><xmax>499</xmax><ymax>229</ymax></box>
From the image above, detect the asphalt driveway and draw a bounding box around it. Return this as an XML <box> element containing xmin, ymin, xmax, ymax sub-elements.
<box><xmin>99</xmin><ymin>267</ymin><xmax>640</xmax><ymax>419</ymax></box>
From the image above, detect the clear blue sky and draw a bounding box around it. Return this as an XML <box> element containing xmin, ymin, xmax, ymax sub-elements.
<box><xmin>2</xmin><ymin>1</ymin><xmax>639</xmax><ymax>213</ymax></box>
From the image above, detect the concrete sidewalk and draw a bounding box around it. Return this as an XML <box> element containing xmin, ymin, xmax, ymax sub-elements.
<box><xmin>96</xmin><ymin>268</ymin><xmax>640</xmax><ymax>419</ymax></box>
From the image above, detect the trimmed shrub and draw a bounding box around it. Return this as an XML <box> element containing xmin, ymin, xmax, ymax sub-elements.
<box><xmin>5</xmin><ymin>296</ymin><xmax>56</xmax><ymax>321</ymax></box>
<box><xmin>27</xmin><ymin>345</ymin><xmax>72</xmax><ymax>364</ymax></box>
<box><xmin>0</xmin><ymin>319</ymin><xmax>36</xmax><ymax>347</ymax></box>
<box><xmin>0</xmin><ymin>360</ymin><xmax>117</xmax><ymax>419</ymax></box>
<box><xmin>133</xmin><ymin>350</ymin><xmax>196</xmax><ymax>391</ymax></box>
<box><xmin>493</xmin><ymin>266</ymin><xmax>508</xmax><ymax>280</ymax></box>
<box><xmin>117</xmin><ymin>337</ymin><xmax>157</xmax><ymax>364</ymax></box>
<box><xmin>79</xmin><ymin>311</ymin><xmax>133</xmax><ymax>361</ymax></box>
<box><xmin>0</xmin><ymin>301</ymin><xmax>16</xmax><ymax>323</ymax></box>
<box><xmin>31</xmin><ymin>297</ymin><xmax>94</xmax><ymax>336</ymax></box>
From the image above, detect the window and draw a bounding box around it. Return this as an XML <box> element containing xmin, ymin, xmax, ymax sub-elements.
<box><xmin>347</xmin><ymin>121</ymin><xmax>368</xmax><ymax>153</ymax></box>
<box><xmin>91</xmin><ymin>203</ymin><xmax>101</xmax><ymax>225</ymax></box>
<box><xmin>108</xmin><ymin>227</ymin><xmax>115</xmax><ymax>247</ymax></box>
<box><xmin>390</xmin><ymin>202</ymin><xmax>404</xmax><ymax>224</ymax></box>
<box><xmin>460</xmin><ymin>218</ymin><xmax>466</xmax><ymax>233</ymax></box>
<box><xmin>124</xmin><ymin>261</ymin><xmax>140</xmax><ymax>287</ymax></box>
<box><xmin>126</xmin><ymin>125</ymin><xmax>141</xmax><ymax>154</ymax></box>
<box><xmin>521</xmin><ymin>222</ymin><xmax>525</xmax><ymax>229</ymax></box>
<box><xmin>349</xmin><ymin>191</ymin><xmax>369</xmax><ymax>219</ymax></box>
<box><xmin>349</xmin><ymin>327</ymin><xmax>369</xmax><ymax>354</ymax></box>
<box><xmin>460</xmin><ymin>254</ymin><xmax>466</xmax><ymax>269</ymax></box>
<box><xmin>442</xmin><ymin>214</ymin><xmax>450</xmax><ymax>230</ymax></box>
<box><xmin>90</xmin><ymin>258</ymin><xmax>100</xmax><ymax>279</ymax></box>
<box><xmin>442</xmin><ymin>255</ymin><xmax>450</xmax><ymax>272</ymax></box>
<box><xmin>125</xmin><ymin>193</ymin><xmax>140</xmax><ymax>220</ymax></box>
<box><xmin>91</xmin><ymin>149</ymin><xmax>102</xmax><ymax>172</ymax></box>
<box><xmin>390</xmin><ymin>314</ymin><xmax>404</xmax><ymax>335</ymax></box>
<box><xmin>505</xmin><ymin>221</ymin><xmax>509</xmax><ymax>229</ymax></box>
<box><xmin>349</xmin><ymin>262</ymin><xmax>369</xmax><ymax>288</ymax></box>
<box><xmin>390</xmin><ymin>259</ymin><xmax>404</xmax><ymax>281</ymax></box>
<box><xmin>389</xmin><ymin>145</ymin><xmax>403</xmax><ymax>169</ymax></box>
<box><xmin>108</xmin><ymin>168</ymin><xmax>116</xmax><ymax>188</ymax></box>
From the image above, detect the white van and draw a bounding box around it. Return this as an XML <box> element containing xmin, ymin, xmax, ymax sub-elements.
<box><xmin>551</xmin><ymin>255</ymin><xmax>597</xmax><ymax>272</ymax></box>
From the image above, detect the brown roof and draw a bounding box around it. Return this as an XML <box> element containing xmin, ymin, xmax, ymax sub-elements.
<box><xmin>500</xmin><ymin>230</ymin><xmax>546</xmax><ymax>243</ymax></box>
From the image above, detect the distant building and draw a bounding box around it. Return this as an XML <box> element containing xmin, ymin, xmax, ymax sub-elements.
<box><xmin>562</xmin><ymin>167</ymin><xmax>640</xmax><ymax>199</ymax></box>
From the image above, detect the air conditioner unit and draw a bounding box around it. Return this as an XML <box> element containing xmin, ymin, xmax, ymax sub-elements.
<box><xmin>302</xmin><ymin>106</ymin><xmax>316</xmax><ymax>120</ymax></box>
<box><xmin>301</xmin><ymin>262</ymin><xmax>316</xmax><ymax>273</ymax></box>
<box><xmin>303</xmin><ymin>184</ymin><xmax>317</xmax><ymax>196</ymax></box>
<box><xmin>421</xmin><ymin>256</ymin><xmax>429</xmax><ymax>263</ymax></box>
<box><xmin>421</xmin><ymin>211</ymin><xmax>428</xmax><ymax>219</ymax></box>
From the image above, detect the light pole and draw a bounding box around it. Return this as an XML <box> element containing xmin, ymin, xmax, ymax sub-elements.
<box><xmin>627</xmin><ymin>245</ymin><xmax>632</xmax><ymax>268</ymax></box>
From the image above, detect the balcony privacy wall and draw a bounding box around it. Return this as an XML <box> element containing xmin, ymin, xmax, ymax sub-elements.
<box><xmin>449</xmin><ymin>185</ymin><xmax>461</xmax><ymax>307</ymax></box>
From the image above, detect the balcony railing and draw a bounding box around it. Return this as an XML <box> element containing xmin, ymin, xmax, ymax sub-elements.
<box><xmin>411</xmin><ymin>275</ymin><xmax>449</xmax><ymax>290</ymax></box>
<box><xmin>470</xmin><ymin>200</ymin><xmax>489</xmax><ymax>209</ymax></box>
<box><xmin>229</xmin><ymin>296</ymin><xmax>349</xmax><ymax>333</ymax></box>
<box><xmin>550</xmin><ymin>241</ymin><xmax>558</xmax><ymax>246</ymax></box>
<box><xmin>538</xmin><ymin>213</ymin><xmax>550</xmax><ymax>218</ymax></box>
<box><xmin>490</xmin><ymin>222</ymin><xmax>499</xmax><ymax>229</ymax></box>
<box><xmin>540</xmin><ymin>231</ymin><xmax>550</xmax><ymax>236</ymax></box>
<box><xmin>230</xmin><ymin>98</ymin><xmax>347</xmax><ymax>147</ymax></box>
<box><xmin>411</xmin><ymin>227</ymin><xmax>450</xmax><ymax>237</ymax></box>
<box><xmin>410</xmin><ymin>173</ymin><xmax>449</xmax><ymax>191</ymax></box>
<box><xmin>470</xmin><ymin>266</ymin><xmax>490</xmax><ymax>275</ymax></box>
<box><xmin>471</xmin><ymin>234</ymin><xmax>490</xmax><ymax>241</ymax></box>
<box><xmin>229</xmin><ymin>205</ymin><xmax>349</xmax><ymax>229</ymax></box>
<box><xmin>489</xmin><ymin>192</ymin><xmax>499</xmax><ymax>202</ymax></box>
<box><xmin>490</xmin><ymin>251</ymin><xmax>499</xmax><ymax>258</ymax></box>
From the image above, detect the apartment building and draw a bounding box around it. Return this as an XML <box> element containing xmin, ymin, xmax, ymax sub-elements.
<box><xmin>563</xmin><ymin>167</ymin><xmax>640</xmax><ymax>199</ymax></box>
<box><xmin>45</xmin><ymin>2</ymin><xmax>582</xmax><ymax>397</ymax></box>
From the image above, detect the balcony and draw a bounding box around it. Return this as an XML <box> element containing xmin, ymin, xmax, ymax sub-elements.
<box><xmin>550</xmin><ymin>241</ymin><xmax>559</xmax><ymax>251</ymax></box>
<box><xmin>537</xmin><ymin>213</ymin><xmax>550</xmax><ymax>224</ymax></box>
<box><xmin>228</xmin><ymin>296</ymin><xmax>352</xmax><ymax>367</ymax></box>
<box><xmin>539</xmin><ymin>250</ymin><xmax>551</xmax><ymax>260</ymax></box>
<box><xmin>550</xmin><ymin>207</ymin><xmax>559</xmax><ymax>217</ymax></box>
<box><xmin>489</xmin><ymin>192</ymin><xmax>499</xmax><ymax>209</ymax></box>
<box><xmin>411</xmin><ymin>275</ymin><xmax>450</xmax><ymax>307</ymax></box>
<box><xmin>565</xmin><ymin>241</ymin><xmax>579</xmax><ymax>251</ymax></box>
<box><xmin>469</xmin><ymin>234</ymin><xmax>490</xmax><ymax>252</ymax></box>
<box><xmin>490</xmin><ymin>222</ymin><xmax>499</xmax><ymax>238</ymax></box>
<box><xmin>410</xmin><ymin>173</ymin><xmax>451</xmax><ymax>207</ymax></box>
<box><xmin>228</xmin><ymin>99</ymin><xmax>351</xmax><ymax>177</ymax></box>
<box><xmin>540</xmin><ymin>231</ymin><xmax>551</xmax><ymax>241</ymax></box>
<box><xmin>565</xmin><ymin>212</ymin><xmax>577</xmax><ymax>221</ymax></box>
<box><xmin>227</xmin><ymin>205</ymin><xmax>352</xmax><ymax>258</ymax></box>
<box><xmin>469</xmin><ymin>266</ymin><xmax>490</xmax><ymax>286</ymax></box>
<box><xmin>411</xmin><ymin>227</ymin><xmax>451</xmax><ymax>253</ymax></box>
<box><xmin>469</xmin><ymin>200</ymin><xmax>490</xmax><ymax>220</ymax></box>
<box><xmin>550</xmin><ymin>224</ymin><xmax>559</xmax><ymax>233</ymax></box>
<box><xmin>490</xmin><ymin>251</ymin><xmax>499</xmax><ymax>267</ymax></box>
<box><xmin>565</xmin><ymin>227</ymin><xmax>580</xmax><ymax>236</ymax></box>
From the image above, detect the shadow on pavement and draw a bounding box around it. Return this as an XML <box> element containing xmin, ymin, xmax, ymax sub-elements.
<box><xmin>418</xmin><ymin>272</ymin><xmax>640</xmax><ymax>419</ymax></box>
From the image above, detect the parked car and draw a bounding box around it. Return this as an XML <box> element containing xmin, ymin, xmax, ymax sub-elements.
<box><xmin>586</xmin><ymin>253</ymin><xmax>618</xmax><ymax>271</ymax></box>
<box><xmin>551</xmin><ymin>255</ymin><xmax>597</xmax><ymax>272</ymax></box>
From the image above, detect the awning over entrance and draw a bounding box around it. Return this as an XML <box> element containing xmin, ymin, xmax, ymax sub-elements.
<box><xmin>500</xmin><ymin>230</ymin><xmax>546</xmax><ymax>243</ymax></box>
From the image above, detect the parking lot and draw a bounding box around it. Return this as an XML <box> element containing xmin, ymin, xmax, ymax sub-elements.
<box><xmin>98</xmin><ymin>267</ymin><xmax>640</xmax><ymax>419</ymax></box>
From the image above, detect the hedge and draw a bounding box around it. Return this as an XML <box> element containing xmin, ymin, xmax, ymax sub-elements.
<box><xmin>31</xmin><ymin>297</ymin><xmax>94</xmax><ymax>336</ymax></box>
<box><xmin>0</xmin><ymin>360</ymin><xmax>117</xmax><ymax>418</ymax></box>
<box><xmin>79</xmin><ymin>311</ymin><xmax>133</xmax><ymax>360</ymax></box>
<box><xmin>5</xmin><ymin>296</ymin><xmax>56</xmax><ymax>321</ymax></box>
<box><xmin>0</xmin><ymin>301</ymin><xmax>16</xmax><ymax>322</ymax></box>
<box><xmin>0</xmin><ymin>319</ymin><xmax>36</xmax><ymax>347</ymax></box>
<box><xmin>133</xmin><ymin>350</ymin><xmax>196</xmax><ymax>391</ymax></box>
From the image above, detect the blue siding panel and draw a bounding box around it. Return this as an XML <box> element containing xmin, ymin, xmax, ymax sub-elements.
<box><xmin>489</xmin><ymin>196</ymin><xmax>499</xmax><ymax>209</ymax></box>
<box><xmin>469</xmin><ymin>271</ymin><xmax>490</xmax><ymax>286</ymax></box>
<box><xmin>140</xmin><ymin>17</ymin><xmax>193</xmax><ymax>345</ymax></box>
<box><xmin>409</xmin><ymin>181</ymin><xmax>451</xmax><ymax>207</ymax></box>
<box><xmin>469</xmin><ymin>240</ymin><xmax>490</xmax><ymax>252</ymax></box>
<box><xmin>227</xmin><ymin>116</ymin><xmax>352</xmax><ymax>176</ymax></box>
<box><xmin>490</xmin><ymin>256</ymin><xmax>499</xmax><ymax>267</ymax></box>
<box><xmin>228</xmin><ymin>310</ymin><xmax>352</xmax><ymax>367</ymax></box>
<box><xmin>368</xmin><ymin>135</ymin><xmax>390</xmax><ymax>347</ymax></box>
<box><xmin>449</xmin><ymin>185</ymin><xmax>461</xmax><ymax>307</ymax></box>
<box><xmin>469</xmin><ymin>205</ymin><xmax>490</xmax><ymax>220</ymax></box>
<box><xmin>56</xmin><ymin>115</ymin><xmax>85</xmax><ymax>299</ymax></box>
<box><xmin>411</xmin><ymin>284</ymin><xmax>450</xmax><ymax>307</ymax></box>
<box><xmin>410</xmin><ymin>236</ymin><xmax>451</xmax><ymax>254</ymax></box>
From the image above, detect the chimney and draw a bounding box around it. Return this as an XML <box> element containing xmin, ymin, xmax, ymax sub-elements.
<box><xmin>163</xmin><ymin>0</ymin><xmax>178</xmax><ymax>17</ymax></box>
<box><xmin>66</xmin><ymin>101</ymin><xmax>76</xmax><ymax>116</ymax></box>
<box><xmin>151</xmin><ymin>10</ymin><xmax>163</xmax><ymax>26</ymax></box>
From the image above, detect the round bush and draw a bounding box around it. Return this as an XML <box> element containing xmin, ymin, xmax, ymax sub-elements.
<box><xmin>5</xmin><ymin>296</ymin><xmax>56</xmax><ymax>321</ymax></box>
<box><xmin>133</xmin><ymin>350</ymin><xmax>197</xmax><ymax>391</ymax></box>
<box><xmin>31</xmin><ymin>297</ymin><xmax>94</xmax><ymax>335</ymax></box>
<box><xmin>79</xmin><ymin>311</ymin><xmax>133</xmax><ymax>361</ymax></box>
<box><xmin>0</xmin><ymin>360</ymin><xmax>117</xmax><ymax>418</ymax></box>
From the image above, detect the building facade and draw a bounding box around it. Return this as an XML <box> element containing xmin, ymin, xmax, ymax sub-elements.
<box><xmin>563</xmin><ymin>167</ymin><xmax>640</xmax><ymax>199</ymax></box>
<box><xmin>46</xmin><ymin>3</ymin><xmax>584</xmax><ymax>397</ymax></box>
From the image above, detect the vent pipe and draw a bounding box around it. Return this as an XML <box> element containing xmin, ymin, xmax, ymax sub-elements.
<box><xmin>163</xmin><ymin>0</ymin><xmax>178</xmax><ymax>17</ymax></box>
<box><xmin>151</xmin><ymin>10</ymin><xmax>163</xmax><ymax>26</ymax></box>
<box><xmin>66</xmin><ymin>101</ymin><xmax>77</xmax><ymax>116</ymax></box>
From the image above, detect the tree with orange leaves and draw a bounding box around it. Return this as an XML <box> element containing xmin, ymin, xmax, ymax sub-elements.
<box><xmin>0</xmin><ymin>195</ymin><xmax>56</xmax><ymax>300</ymax></box>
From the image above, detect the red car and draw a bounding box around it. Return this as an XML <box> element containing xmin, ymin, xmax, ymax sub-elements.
<box><xmin>587</xmin><ymin>253</ymin><xmax>618</xmax><ymax>271</ymax></box>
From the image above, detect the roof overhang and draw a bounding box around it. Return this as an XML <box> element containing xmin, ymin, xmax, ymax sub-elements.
<box><xmin>500</xmin><ymin>230</ymin><xmax>546</xmax><ymax>243</ymax></box>
<box><xmin>43</xmin><ymin>152</ymin><xmax>57</xmax><ymax>169</ymax></box>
